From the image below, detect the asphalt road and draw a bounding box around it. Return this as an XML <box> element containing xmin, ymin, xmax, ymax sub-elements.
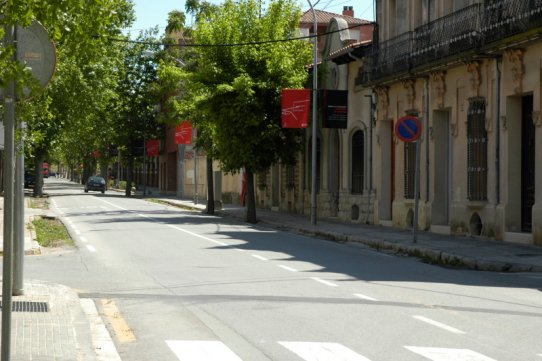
<box><xmin>25</xmin><ymin>178</ymin><xmax>542</xmax><ymax>361</ymax></box>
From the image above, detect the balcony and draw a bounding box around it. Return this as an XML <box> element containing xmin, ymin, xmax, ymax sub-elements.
<box><xmin>359</xmin><ymin>0</ymin><xmax>542</xmax><ymax>85</ymax></box>
<box><xmin>411</xmin><ymin>4</ymin><xmax>482</xmax><ymax>69</ymax></box>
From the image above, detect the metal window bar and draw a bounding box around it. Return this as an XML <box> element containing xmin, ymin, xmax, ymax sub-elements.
<box><xmin>351</xmin><ymin>131</ymin><xmax>364</xmax><ymax>194</ymax></box>
<box><xmin>467</xmin><ymin>98</ymin><xmax>488</xmax><ymax>201</ymax></box>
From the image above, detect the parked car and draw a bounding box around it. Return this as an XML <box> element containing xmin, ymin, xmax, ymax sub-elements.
<box><xmin>24</xmin><ymin>170</ymin><xmax>35</xmax><ymax>188</ymax></box>
<box><xmin>84</xmin><ymin>175</ymin><xmax>106</xmax><ymax>194</ymax></box>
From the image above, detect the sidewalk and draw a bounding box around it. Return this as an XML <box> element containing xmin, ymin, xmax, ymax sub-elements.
<box><xmin>154</xmin><ymin>196</ymin><xmax>542</xmax><ymax>273</ymax></box>
<box><xmin>0</xmin><ymin>195</ymin><xmax>100</xmax><ymax>360</ymax></box>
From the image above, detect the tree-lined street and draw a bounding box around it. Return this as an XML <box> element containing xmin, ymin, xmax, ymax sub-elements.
<box><xmin>22</xmin><ymin>178</ymin><xmax>542</xmax><ymax>360</ymax></box>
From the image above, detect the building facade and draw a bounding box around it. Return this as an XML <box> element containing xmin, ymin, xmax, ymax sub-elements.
<box><xmin>360</xmin><ymin>0</ymin><xmax>542</xmax><ymax>245</ymax></box>
<box><xmin>256</xmin><ymin>0</ymin><xmax>542</xmax><ymax>247</ymax></box>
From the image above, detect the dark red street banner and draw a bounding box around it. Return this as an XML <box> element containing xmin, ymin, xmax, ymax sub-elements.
<box><xmin>92</xmin><ymin>150</ymin><xmax>101</xmax><ymax>158</ymax></box>
<box><xmin>281</xmin><ymin>89</ymin><xmax>310</xmax><ymax>128</ymax></box>
<box><xmin>146</xmin><ymin>139</ymin><xmax>160</xmax><ymax>157</ymax></box>
<box><xmin>175</xmin><ymin>121</ymin><xmax>192</xmax><ymax>144</ymax></box>
<box><xmin>322</xmin><ymin>90</ymin><xmax>348</xmax><ymax>129</ymax></box>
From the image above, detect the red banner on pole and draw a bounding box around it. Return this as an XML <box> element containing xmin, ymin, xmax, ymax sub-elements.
<box><xmin>281</xmin><ymin>89</ymin><xmax>310</xmax><ymax>128</ymax></box>
<box><xmin>175</xmin><ymin>121</ymin><xmax>192</xmax><ymax>144</ymax></box>
<box><xmin>146</xmin><ymin>139</ymin><xmax>160</xmax><ymax>157</ymax></box>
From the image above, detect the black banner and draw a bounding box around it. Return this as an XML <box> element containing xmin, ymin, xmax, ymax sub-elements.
<box><xmin>322</xmin><ymin>90</ymin><xmax>348</xmax><ymax>129</ymax></box>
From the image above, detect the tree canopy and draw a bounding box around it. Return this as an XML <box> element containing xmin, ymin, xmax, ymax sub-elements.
<box><xmin>177</xmin><ymin>0</ymin><xmax>312</xmax><ymax>221</ymax></box>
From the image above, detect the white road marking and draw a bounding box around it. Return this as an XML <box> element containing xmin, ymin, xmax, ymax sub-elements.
<box><xmin>310</xmin><ymin>277</ymin><xmax>338</xmax><ymax>287</ymax></box>
<box><xmin>74</xmin><ymin>229</ymin><xmax>81</xmax><ymax>235</ymax></box>
<box><xmin>80</xmin><ymin>299</ymin><xmax>122</xmax><ymax>361</ymax></box>
<box><xmin>404</xmin><ymin>347</ymin><xmax>497</xmax><ymax>361</ymax></box>
<box><xmin>86</xmin><ymin>245</ymin><xmax>97</xmax><ymax>253</ymax></box>
<box><xmin>80</xmin><ymin>236</ymin><xmax>88</xmax><ymax>243</ymax></box>
<box><xmin>234</xmin><ymin>248</ymin><xmax>246</xmax><ymax>252</ymax></box>
<box><xmin>279</xmin><ymin>341</ymin><xmax>372</xmax><ymax>361</ymax></box>
<box><xmin>278</xmin><ymin>265</ymin><xmax>298</xmax><ymax>272</ymax></box>
<box><xmin>353</xmin><ymin>293</ymin><xmax>378</xmax><ymax>302</ymax></box>
<box><xmin>412</xmin><ymin>315</ymin><xmax>465</xmax><ymax>334</ymax></box>
<box><xmin>166</xmin><ymin>340</ymin><xmax>242</xmax><ymax>361</ymax></box>
<box><xmin>252</xmin><ymin>254</ymin><xmax>268</xmax><ymax>261</ymax></box>
<box><xmin>97</xmin><ymin>198</ymin><xmax>229</xmax><ymax>246</ymax></box>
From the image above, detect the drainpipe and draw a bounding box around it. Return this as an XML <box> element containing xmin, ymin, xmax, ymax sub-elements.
<box><xmin>496</xmin><ymin>56</ymin><xmax>502</xmax><ymax>205</ymax></box>
<box><xmin>424</xmin><ymin>77</ymin><xmax>430</xmax><ymax>202</ymax></box>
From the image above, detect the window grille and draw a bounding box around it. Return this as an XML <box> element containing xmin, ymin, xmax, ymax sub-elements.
<box><xmin>351</xmin><ymin>130</ymin><xmax>365</xmax><ymax>194</ymax></box>
<box><xmin>467</xmin><ymin>97</ymin><xmax>487</xmax><ymax>201</ymax></box>
<box><xmin>404</xmin><ymin>141</ymin><xmax>417</xmax><ymax>198</ymax></box>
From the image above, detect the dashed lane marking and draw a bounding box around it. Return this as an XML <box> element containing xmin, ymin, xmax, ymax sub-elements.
<box><xmin>86</xmin><ymin>245</ymin><xmax>96</xmax><ymax>253</ymax></box>
<box><xmin>310</xmin><ymin>277</ymin><xmax>338</xmax><ymax>287</ymax></box>
<box><xmin>353</xmin><ymin>293</ymin><xmax>378</xmax><ymax>302</ymax></box>
<box><xmin>252</xmin><ymin>254</ymin><xmax>268</xmax><ymax>261</ymax></box>
<box><xmin>278</xmin><ymin>265</ymin><xmax>298</xmax><ymax>272</ymax></box>
<box><xmin>166</xmin><ymin>340</ymin><xmax>242</xmax><ymax>361</ymax></box>
<box><xmin>412</xmin><ymin>315</ymin><xmax>465</xmax><ymax>334</ymax></box>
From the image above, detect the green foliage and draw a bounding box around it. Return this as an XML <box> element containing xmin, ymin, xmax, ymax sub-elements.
<box><xmin>181</xmin><ymin>0</ymin><xmax>312</xmax><ymax>174</ymax></box>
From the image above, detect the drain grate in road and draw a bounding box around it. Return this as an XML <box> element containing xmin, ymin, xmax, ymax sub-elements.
<box><xmin>0</xmin><ymin>301</ymin><xmax>49</xmax><ymax>312</ymax></box>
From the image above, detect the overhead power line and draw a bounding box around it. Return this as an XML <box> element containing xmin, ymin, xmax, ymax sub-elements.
<box><xmin>102</xmin><ymin>22</ymin><xmax>374</xmax><ymax>48</ymax></box>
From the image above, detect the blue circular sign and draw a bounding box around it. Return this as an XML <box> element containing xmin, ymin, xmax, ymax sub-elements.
<box><xmin>395</xmin><ymin>116</ymin><xmax>422</xmax><ymax>142</ymax></box>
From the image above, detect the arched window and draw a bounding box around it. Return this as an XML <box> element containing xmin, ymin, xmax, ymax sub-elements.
<box><xmin>351</xmin><ymin>130</ymin><xmax>365</xmax><ymax>194</ymax></box>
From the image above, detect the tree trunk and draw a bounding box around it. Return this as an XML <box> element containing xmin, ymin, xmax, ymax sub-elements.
<box><xmin>125</xmin><ymin>155</ymin><xmax>134</xmax><ymax>197</ymax></box>
<box><xmin>245</xmin><ymin>170</ymin><xmax>257</xmax><ymax>223</ymax></box>
<box><xmin>206</xmin><ymin>156</ymin><xmax>215</xmax><ymax>215</ymax></box>
<box><xmin>33</xmin><ymin>155</ymin><xmax>44</xmax><ymax>197</ymax></box>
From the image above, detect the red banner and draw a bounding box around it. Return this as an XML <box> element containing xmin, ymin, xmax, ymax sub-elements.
<box><xmin>175</xmin><ymin>121</ymin><xmax>192</xmax><ymax>144</ymax></box>
<box><xmin>92</xmin><ymin>150</ymin><xmax>101</xmax><ymax>158</ymax></box>
<box><xmin>146</xmin><ymin>139</ymin><xmax>160</xmax><ymax>157</ymax></box>
<box><xmin>281</xmin><ymin>89</ymin><xmax>310</xmax><ymax>128</ymax></box>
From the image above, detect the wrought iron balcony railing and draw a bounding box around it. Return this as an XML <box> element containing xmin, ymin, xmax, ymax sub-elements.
<box><xmin>482</xmin><ymin>0</ymin><xmax>542</xmax><ymax>44</ymax></box>
<box><xmin>411</xmin><ymin>3</ymin><xmax>482</xmax><ymax>68</ymax></box>
<box><xmin>359</xmin><ymin>0</ymin><xmax>542</xmax><ymax>84</ymax></box>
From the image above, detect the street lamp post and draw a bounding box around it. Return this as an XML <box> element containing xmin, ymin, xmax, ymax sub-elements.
<box><xmin>308</xmin><ymin>0</ymin><xmax>320</xmax><ymax>225</ymax></box>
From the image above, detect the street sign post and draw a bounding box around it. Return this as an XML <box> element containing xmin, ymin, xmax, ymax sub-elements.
<box><xmin>394</xmin><ymin>115</ymin><xmax>423</xmax><ymax>243</ymax></box>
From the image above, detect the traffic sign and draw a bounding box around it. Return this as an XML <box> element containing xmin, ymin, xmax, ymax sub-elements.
<box><xmin>394</xmin><ymin>115</ymin><xmax>422</xmax><ymax>142</ymax></box>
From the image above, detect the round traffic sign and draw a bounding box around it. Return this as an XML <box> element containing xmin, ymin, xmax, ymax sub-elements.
<box><xmin>18</xmin><ymin>21</ymin><xmax>57</xmax><ymax>98</ymax></box>
<box><xmin>395</xmin><ymin>115</ymin><xmax>422</xmax><ymax>142</ymax></box>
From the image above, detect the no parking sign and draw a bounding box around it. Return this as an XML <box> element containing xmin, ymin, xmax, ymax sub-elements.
<box><xmin>395</xmin><ymin>115</ymin><xmax>422</xmax><ymax>142</ymax></box>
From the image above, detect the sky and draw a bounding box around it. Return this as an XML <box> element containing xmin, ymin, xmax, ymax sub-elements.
<box><xmin>124</xmin><ymin>0</ymin><xmax>375</xmax><ymax>35</ymax></box>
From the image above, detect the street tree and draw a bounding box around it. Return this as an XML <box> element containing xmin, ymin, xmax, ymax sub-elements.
<box><xmin>1</xmin><ymin>0</ymin><xmax>134</xmax><ymax>195</ymax></box>
<box><xmin>185</xmin><ymin>0</ymin><xmax>311</xmax><ymax>222</ymax></box>
<box><xmin>113</xmin><ymin>29</ymin><xmax>163</xmax><ymax>197</ymax></box>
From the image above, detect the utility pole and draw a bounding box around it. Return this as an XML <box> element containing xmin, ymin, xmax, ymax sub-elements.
<box><xmin>2</xmin><ymin>21</ymin><xmax>16</xmax><ymax>361</ymax></box>
<box><xmin>308</xmin><ymin>0</ymin><xmax>320</xmax><ymax>225</ymax></box>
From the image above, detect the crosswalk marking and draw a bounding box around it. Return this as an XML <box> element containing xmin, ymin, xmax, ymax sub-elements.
<box><xmin>404</xmin><ymin>347</ymin><xmax>498</xmax><ymax>361</ymax></box>
<box><xmin>279</xmin><ymin>342</ymin><xmax>372</xmax><ymax>361</ymax></box>
<box><xmin>166</xmin><ymin>340</ymin><xmax>242</xmax><ymax>361</ymax></box>
<box><xmin>412</xmin><ymin>315</ymin><xmax>465</xmax><ymax>334</ymax></box>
